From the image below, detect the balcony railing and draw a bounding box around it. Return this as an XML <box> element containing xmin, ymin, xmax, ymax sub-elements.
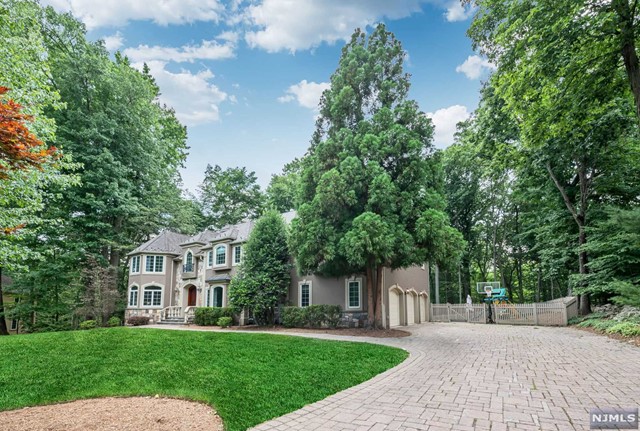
<box><xmin>183</xmin><ymin>263</ymin><xmax>194</xmax><ymax>273</ymax></box>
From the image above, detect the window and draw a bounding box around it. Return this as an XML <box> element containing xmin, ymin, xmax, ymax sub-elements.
<box><xmin>206</xmin><ymin>288</ymin><xmax>211</xmax><ymax>307</ymax></box>
<box><xmin>299</xmin><ymin>281</ymin><xmax>311</xmax><ymax>307</ymax></box>
<box><xmin>10</xmin><ymin>318</ymin><xmax>17</xmax><ymax>331</ymax></box>
<box><xmin>213</xmin><ymin>286</ymin><xmax>224</xmax><ymax>307</ymax></box>
<box><xmin>207</xmin><ymin>250</ymin><xmax>213</xmax><ymax>268</ymax></box>
<box><xmin>145</xmin><ymin>255</ymin><xmax>164</xmax><ymax>273</ymax></box>
<box><xmin>346</xmin><ymin>279</ymin><xmax>361</xmax><ymax>309</ymax></box>
<box><xmin>184</xmin><ymin>251</ymin><xmax>194</xmax><ymax>272</ymax></box>
<box><xmin>233</xmin><ymin>245</ymin><xmax>242</xmax><ymax>265</ymax></box>
<box><xmin>215</xmin><ymin>245</ymin><xmax>226</xmax><ymax>266</ymax></box>
<box><xmin>130</xmin><ymin>255</ymin><xmax>140</xmax><ymax>273</ymax></box>
<box><xmin>142</xmin><ymin>286</ymin><xmax>162</xmax><ymax>307</ymax></box>
<box><xmin>128</xmin><ymin>286</ymin><xmax>139</xmax><ymax>307</ymax></box>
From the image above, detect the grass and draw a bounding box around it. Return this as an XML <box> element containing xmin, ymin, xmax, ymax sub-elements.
<box><xmin>0</xmin><ymin>328</ymin><xmax>407</xmax><ymax>431</ymax></box>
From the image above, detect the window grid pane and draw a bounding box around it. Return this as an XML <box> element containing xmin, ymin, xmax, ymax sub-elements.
<box><xmin>145</xmin><ymin>256</ymin><xmax>154</xmax><ymax>272</ymax></box>
<box><xmin>348</xmin><ymin>282</ymin><xmax>360</xmax><ymax>308</ymax></box>
<box><xmin>152</xmin><ymin>291</ymin><xmax>161</xmax><ymax>306</ymax></box>
<box><xmin>234</xmin><ymin>246</ymin><xmax>241</xmax><ymax>264</ymax></box>
<box><xmin>154</xmin><ymin>256</ymin><xmax>163</xmax><ymax>272</ymax></box>
<box><xmin>216</xmin><ymin>247</ymin><xmax>226</xmax><ymax>265</ymax></box>
<box><xmin>208</xmin><ymin>251</ymin><xmax>213</xmax><ymax>267</ymax></box>
<box><xmin>143</xmin><ymin>291</ymin><xmax>152</xmax><ymax>306</ymax></box>
<box><xmin>301</xmin><ymin>284</ymin><xmax>310</xmax><ymax>307</ymax></box>
<box><xmin>129</xmin><ymin>289</ymin><xmax>138</xmax><ymax>307</ymax></box>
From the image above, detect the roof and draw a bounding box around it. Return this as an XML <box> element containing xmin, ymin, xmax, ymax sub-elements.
<box><xmin>127</xmin><ymin>230</ymin><xmax>191</xmax><ymax>256</ymax></box>
<box><xmin>206</xmin><ymin>274</ymin><xmax>232</xmax><ymax>283</ymax></box>
<box><xmin>180</xmin><ymin>229</ymin><xmax>217</xmax><ymax>246</ymax></box>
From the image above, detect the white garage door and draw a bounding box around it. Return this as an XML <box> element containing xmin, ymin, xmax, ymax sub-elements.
<box><xmin>389</xmin><ymin>289</ymin><xmax>400</xmax><ymax>327</ymax></box>
<box><xmin>406</xmin><ymin>294</ymin><xmax>416</xmax><ymax>325</ymax></box>
<box><xmin>420</xmin><ymin>296</ymin><xmax>428</xmax><ymax>322</ymax></box>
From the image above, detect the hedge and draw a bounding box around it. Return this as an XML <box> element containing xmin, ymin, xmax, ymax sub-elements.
<box><xmin>194</xmin><ymin>307</ymin><xmax>234</xmax><ymax>326</ymax></box>
<box><xmin>281</xmin><ymin>305</ymin><xmax>342</xmax><ymax>328</ymax></box>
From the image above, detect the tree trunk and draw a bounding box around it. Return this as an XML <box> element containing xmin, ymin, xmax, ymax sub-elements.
<box><xmin>374</xmin><ymin>265</ymin><xmax>383</xmax><ymax>326</ymax></box>
<box><xmin>613</xmin><ymin>0</ymin><xmax>640</xmax><ymax>121</ymax></box>
<box><xmin>366</xmin><ymin>265</ymin><xmax>375</xmax><ymax>327</ymax></box>
<box><xmin>0</xmin><ymin>267</ymin><xmax>10</xmax><ymax>336</ymax></box>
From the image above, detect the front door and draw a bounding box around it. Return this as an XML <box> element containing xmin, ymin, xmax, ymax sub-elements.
<box><xmin>188</xmin><ymin>286</ymin><xmax>197</xmax><ymax>307</ymax></box>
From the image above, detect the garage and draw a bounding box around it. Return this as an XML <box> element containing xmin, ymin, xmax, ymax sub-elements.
<box><xmin>419</xmin><ymin>293</ymin><xmax>428</xmax><ymax>322</ymax></box>
<box><xmin>388</xmin><ymin>286</ymin><xmax>403</xmax><ymax>327</ymax></box>
<box><xmin>406</xmin><ymin>291</ymin><xmax>416</xmax><ymax>325</ymax></box>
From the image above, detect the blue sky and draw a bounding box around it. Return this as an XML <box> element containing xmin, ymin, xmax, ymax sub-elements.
<box><xmin>42</xmin><ymin>0</ymin><xmax>494</xmax><ymax>192</ymax></box>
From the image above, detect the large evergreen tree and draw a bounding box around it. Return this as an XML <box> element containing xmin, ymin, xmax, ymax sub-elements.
<box><xmin>290</xmin><ymin>25</ymin><xmax>463</xmax><ymax>327</ymax></box>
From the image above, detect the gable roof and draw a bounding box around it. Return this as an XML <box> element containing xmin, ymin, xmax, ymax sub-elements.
<box><xmin>180</xmin><ymin>229</ymin><xmax>217</xmax><ymax>246</ymax></box>
<box><xmin>127</xmin><ymin>230</ymin><xmax>191</xmax><ymax>256</ymax></box>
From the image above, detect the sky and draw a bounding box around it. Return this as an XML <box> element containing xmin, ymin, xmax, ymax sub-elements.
<box><xmin>41</xmin><ymin>0</ymin><xmax>494</xmax><ymax>192</ymax></box>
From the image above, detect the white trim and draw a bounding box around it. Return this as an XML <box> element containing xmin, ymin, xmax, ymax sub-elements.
<box><xmin>128</xmin><ymin>284</ymin><xmax>140</xmax><ymax>308</ymax></box>
<box><xmin>142</xmin><ymin>254</ymin><xmax>166</xmax><ymax>275</ymax></box>
<box><xmin>298</xmin><ymin>280</ymin><xmax>312</xmax><ymax>307</ymax></box>
<box><xmin>211</xmin><ymin>285</ymin><xmax>226</xmax><ymax>307</ymax></box>
<box><xmin>206</xmin><ymin>250</ymin><xmax>214</xmax><ymax>268</ymax></box>
<box><xmin>130</xmin><ymin>255</ymin><xmax>141</xmax><ymax>274</ymax></box>
<box><xmin>345</xmin><ymin>277</ymin><xmax>362</xmax><ymax>310</ymax></box>
<box><xmin>213</xmin><ymin>244</ymin><xmax>228</xmax><ymax>268</ymax></box>
<box><xmin>141</xmin><ymin>283</ymin><xmax>164</xmax><ymax>308</ymax></box>
<box><xmin>232</xmin><ymin>245</ymin><xmax>242</xmax><ymax>266</ymax></box>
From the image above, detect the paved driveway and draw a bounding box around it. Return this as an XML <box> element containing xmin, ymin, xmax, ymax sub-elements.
<box><xmin>248</xmin><ymin>323</ymin><xmax>640</xmax><ymax>431</ymax></box>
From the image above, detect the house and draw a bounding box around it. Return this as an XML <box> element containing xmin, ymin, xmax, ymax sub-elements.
<box><xmin>125</xmin><ymin>212</ymin><xmax>430</xmax><ymax>328</ymax></box>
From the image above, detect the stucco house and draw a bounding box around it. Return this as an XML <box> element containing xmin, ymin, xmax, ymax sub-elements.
<box><xmin>125</xmin><ymin>212</ymin><xmax>430</xmax><ymax>328</ymax></box>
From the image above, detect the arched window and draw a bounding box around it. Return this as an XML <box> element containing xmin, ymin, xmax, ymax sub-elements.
<box><xmin>142</xmin><ymin>286</ymin><xmax>162</xmax><ymax>307</ymax></box>
<box><xmin>213</xmin><ymin>286</ymin><xmax>224</xmax><ymax>307</ymax></box>
<box><xmin>128</xmin><ymin>286</ymin><xmax>139</xmax><ymax>307</ymax></box>
<box><xmin>184</xmin><ymin>251</ymin><xmax>194</xmax><ymax>272</ymax></box>
<box><xmin>215</xmin><ymin>245</ymin><xmax>226</xmax><ymax>266</ymax></box>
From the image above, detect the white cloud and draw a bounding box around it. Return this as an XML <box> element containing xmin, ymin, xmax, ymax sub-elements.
<box><xmin>456</xmin><ymin>55</ymin><xmax>495</xmax><ymax>80</ymax></box>
<box><xmin>137</xmin><ymin>61</ymin><xmax>228</xmax><ymax>126</ymax></box>
<box><xmin>278</xmin><ymin>80</ymin><xmax>330</xmax><ymax>110</ymax></box>
<box><xmin>124</xmin><ymin>40</ymin><xmax>235</xmax><ymax>63</ymax></box>
<box><xmin>243</xmin><ymin>0</ymin><xmax>424</xmax><ymax>52</ymax></box>
<box><xmin>41</xmin><ymin>0</ymin><xmax>223</xmax><ymax>29</ymax></box>
<box><xmin>102</xmin><ymin>31</ymin><xmax>124</xmax><ymax>51</ymax></box>
<box><xmin>444</xmin><ymin>1</ymin><xmax>474</xmax><ymax>22</ymax></box>
<box><xmin>426</xmin><ymin>105</ymin><xmax>470</xmax><ymax>148</ymax></box>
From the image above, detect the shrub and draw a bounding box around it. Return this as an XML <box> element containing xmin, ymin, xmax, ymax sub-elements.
<box><xmin>606</xmin><ymin>322</ymin><xmax>640</xmax><ymax>337</ymax></box>
<box><xmin>281</xmin><ymin>306</ymin><xmax>305</xmax><ymax>328</ymax></box>
<box><xmin>194</xmin><ymin>307</ymin><xmax>234</xmax><ymax>326</ymax></box>
<box><xmin>217</xmin><ymin>316</ymin><xmax>233</xmax><ymax>328</ymax></box>
<box><xmin>127</xmin><ymin>315</ymin><xmax>150</xmax><ymax>326</ymax></box>
<box><xmin>79</xmin><ymin>320</ymin><xmax>97</xmax><ymax>330</ymax></box>
<box><xmin>305</xmin><ymin>305</ymin><xmax>326</xmax><ymax>328</ymax></box>
<box><xmin>323</xmin><ymin>305</ymin><xmax>342</xmax><ymax>328</ymax></box>
<box><xmin>107</xmin><ymin>316</ymin><xmax>121</xmax><ymax>327</ymax></box>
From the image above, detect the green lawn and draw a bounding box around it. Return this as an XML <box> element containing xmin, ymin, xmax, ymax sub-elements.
<box><xmin>0</xmin><ymin>328</ymin><xmax>407</xmax><ymax>430</ymax></box>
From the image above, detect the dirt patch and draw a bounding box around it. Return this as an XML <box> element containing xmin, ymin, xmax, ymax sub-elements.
<box><xmin>573</xmin><ymin>326</ymin><xmax>640</xmax><ymax>348</ymax></box>
<box><xmin>220</xmin><ymin>325</ymin><xmax>411</xmax><ymax>338</ymax></box>
<box><xmin>0</xmin><ymin>397</ymin><xmax>223</xmax><ymax>431</ymax></box>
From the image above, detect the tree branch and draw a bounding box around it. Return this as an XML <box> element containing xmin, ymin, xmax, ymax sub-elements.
<box><xmin>545</xmin><ymin>162</ymin><xmax>581</xmax><ymax>227</ymax></box>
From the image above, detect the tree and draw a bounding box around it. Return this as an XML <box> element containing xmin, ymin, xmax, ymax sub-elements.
<box><xmin>290</xmin><ymin>25</ymin><xmax>463</xmax><ymax>327</ymax></box>
<box><xmin>228</xmin><ymin>210</ymin><xmax>291</xmax><ymax>325</ymax></box>
<box><xmin>265</xmin><ymin>158</ymin><xmax>301</xmax><ymax>213</ymax></box>
<box><xmin>198</xmin><ymin>164</ymin><xmax>265</xmax><ymax>229</ymax></box>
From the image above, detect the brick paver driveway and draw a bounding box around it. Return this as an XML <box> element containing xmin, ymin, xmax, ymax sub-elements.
<box><xmin>249</xmin><ymin>323</ymin><xmax>640</xmax><ymax>431</ymax></box>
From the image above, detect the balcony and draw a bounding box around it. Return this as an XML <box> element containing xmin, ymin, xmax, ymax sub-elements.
<box><xmin>182</xmin><ymin>263</ymin><xmax>196</xmax><ymax>279</ymax></box>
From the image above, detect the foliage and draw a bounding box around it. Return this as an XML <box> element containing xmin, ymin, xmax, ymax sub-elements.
<box><xmin>0</xmin><ymin>87</ymin><xmax>58</xmax><ymax>180</ymax></box>
<box><xmin>606</xmin><ymin>322</ymin><xmax>640</xmax><ymax>337</ymax></box>
<box><xmin>0</xmin><ymin>328</ymin><xmax>407</xmax><ymax>431</ymax></box>
<box><xmin>281</xmin><ymin>305</ymin><xmax>343</xmax><ymax>328</ymax></box>
<box><xmin>217</xmin><ymin>316</ymin><xmax>233</xmax><ymax>328</ymax></box>
<box><xmin>107</xmin><ymin>316</ymin><xmax>121</xmax><ymax>327</ymax></box>
<box><xmin>126</xmin><ymin>315</ymin><xmax>150</xmax><ymax>326</ymax></box>
<box><xmin>228</xmin><ymin>210</ymin><xmax>291</xmax><ymax>325</ymax></box>
<box><xmin>76</xmin><ymin>257</ymin><xmax>119</xmax><ymax>325</ymax></box>
<box><xmin>198</xmin><ymin>164</ymin><xmax>264</xmax><ymax>229</ymax></box>
<box><xmin>78</xmin><ymin>320</ymin><xmax>97</xmax><ymax>330</ymax></box>
<box><xmin>281</xmin><ymin>306</ymin><xmax>306</xmax><ymax>328</ymax></box>
<box><xmin>194</xmin><ymin>307</ymin><xmax>234</xmax><ymax>326</ymax></box>
<box><xmin>265</xmin><ymin>159</ymin><xmax>301</xmax><ymax>212</ymax></box>
<box><xmin>291</xmin><ymin>24</ymin><xmax>463</xmax><ymax>327</ymax></box>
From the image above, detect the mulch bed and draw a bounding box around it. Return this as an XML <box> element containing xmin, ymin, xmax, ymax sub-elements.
<box><xmin>573</xmin><ymin>326</ymin><xmax>640</xmax><ymax>348</ymax></box>
<box><xmin>215</xmin><ymin>325</ymin><xmax>411</xmax><ymax>338</ymax></box>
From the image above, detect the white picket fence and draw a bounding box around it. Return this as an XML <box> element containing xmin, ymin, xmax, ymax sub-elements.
<box><xmin>431</xmin><ymin>297</ymin><xmax>577</xmax><ymax>327</ymax></box>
